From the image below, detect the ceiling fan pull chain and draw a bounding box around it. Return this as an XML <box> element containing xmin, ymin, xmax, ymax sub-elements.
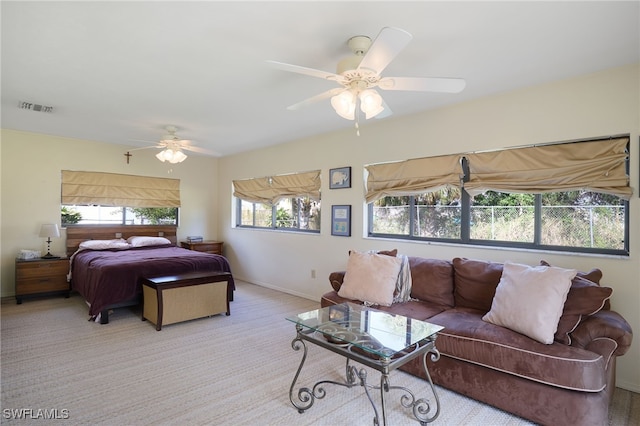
<box><xmin>355</xmin><ymin>96</ymin><xmax>361</xmax><ymax>136</ymax></box>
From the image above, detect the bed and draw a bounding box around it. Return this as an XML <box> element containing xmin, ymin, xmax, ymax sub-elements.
<box><xmin>66</xmin><ymin>225</ymin><xmax>234</xmax><ymax>324</ymax></box>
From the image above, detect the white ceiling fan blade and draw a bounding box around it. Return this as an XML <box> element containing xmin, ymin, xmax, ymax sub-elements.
<box><xmin>378</xmin><ymin>76</ymin><xmax>466</xmax><ymax>93</ymax></box>
<box><xmin>287</xmin><ymin>87</ymin><xmax>345</xmax><ymax>111</ymax></box>
<box><xmin>126</xmin><ymin>144</ymin><xmax>163</xmax><ymax>151</ymax></box>
<box><xmin>181</xmin><ymin>144</ymin><xmax>220</xmax><ymax>157</ymax></box>
<box><xmin>357</xmin><ymin>27</ymin><xmax>412</xmax><ymax>75</ymax></box>
<box><xmin>266</xmin><ymin>60</ymin><xmax>343</xmax><ymax>82</ymax></box>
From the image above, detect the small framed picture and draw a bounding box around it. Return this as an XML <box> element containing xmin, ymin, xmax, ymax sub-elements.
<box><xmin>331</xmin><ymin>205</ymin><xmax>351</xmax><ymax>237</ymax></box>
<box><xmin>329</xmin><ymin>167</ymin><xmax>351</xmax><ymax>189</ymax></box>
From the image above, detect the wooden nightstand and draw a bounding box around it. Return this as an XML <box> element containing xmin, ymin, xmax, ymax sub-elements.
<box><xmin>180</xmin><ymin>241</ymin><xmax>224</xmax><ymax>255</ymax></box>
<box><xmin>15</xmin><ymin>257</ymin><xmax>70</xmax><ymax>304</ymax></box>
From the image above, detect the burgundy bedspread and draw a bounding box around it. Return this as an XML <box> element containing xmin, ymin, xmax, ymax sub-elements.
<box><xmin>71</xmin><ymin>245</ymin><xmax>234</xmax><ymax>317</ymax></box>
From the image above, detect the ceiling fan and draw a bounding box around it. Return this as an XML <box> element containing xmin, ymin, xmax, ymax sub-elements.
<box><xmin>267</xmin><ymin>27</ymin><xmax>466</xmax><ymax>130</ymax></box>
<box><xmin>125</xmin><ymin>125</ymin><xmax>217</xmax><ymax>164</ymax></box>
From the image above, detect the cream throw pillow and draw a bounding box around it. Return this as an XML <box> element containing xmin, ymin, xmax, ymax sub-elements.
<box><xmin>482</xmin><ymin>262</ymin><xmax>576</xmax><ymax>344</ymax></box>
<box><xmin>79</xmin><ymin>239</ymin><xmax>130</xmax><ymax>250</ymax></box>
<box><xmin>338</xmin><ymin>251</ymin><xmax>403</xmax><ymax>306</ymax></box>
<box><xmin>127</xmin><ymin>236</ymin><xmax>172</xmax><ymax>247</ymax></box>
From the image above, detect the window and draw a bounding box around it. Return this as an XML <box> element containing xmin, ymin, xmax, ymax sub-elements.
<box><xmin>233</xmin><ymin>170</ymin><xmax>321</xmax><ymax>233</ymax></box>
<box><xmin>61</xmin><ymin>205</ymin><xmax>178</xmax><ymax>226</ymax></box>
<box><xmin>237</xmin><ymin>197</ymin><xmax>320</xmax><ymax>232</ymax></box>
<box><xmin>370</xmin><ymin>189</ymin><xmax>628</xmax><ymax>254</ymax></box>
<box><xmin>368</xmin><ymin>137</ymin><xmax>630</xmax><ymax>255</ymax></box>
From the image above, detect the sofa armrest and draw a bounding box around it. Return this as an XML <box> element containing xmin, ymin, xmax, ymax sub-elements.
<box><xmin>329</xmin><ymin>271</ymin><xmax>346</xmax><ymax>292</ymax></box>
<box><xmin>570</xmin><ymin>309</ymin><xmax>633</xmax><ymax>360</ymax></box>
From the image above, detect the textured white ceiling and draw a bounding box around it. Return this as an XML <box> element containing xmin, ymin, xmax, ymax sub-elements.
<box><xmin>2</xmin><ymin>1</ymin><xmax>638</xmax><ymax>157</ymax></box>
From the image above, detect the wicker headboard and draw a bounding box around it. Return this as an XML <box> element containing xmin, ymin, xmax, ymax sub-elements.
<box><xmin>65</xmin><ymin>225</ymin><xmax>178</xmax><ymax>257</ymax></box>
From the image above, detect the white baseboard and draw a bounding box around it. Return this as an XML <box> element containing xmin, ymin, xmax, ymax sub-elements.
<box><xmin>616</xmin><ymin>381</ymin><xmax>640</xmax><ymax>394</ymax></box>
<box><xmin>234</xmin><ymin>276</ymin><xmax>318</xmax><ymax>302</ymax></box>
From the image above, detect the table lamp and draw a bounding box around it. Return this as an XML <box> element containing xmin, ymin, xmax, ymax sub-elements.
<box><xmin>39</xmin><ymin>224</ymin><xmax>60</xmax><ymax>259</ymax></box>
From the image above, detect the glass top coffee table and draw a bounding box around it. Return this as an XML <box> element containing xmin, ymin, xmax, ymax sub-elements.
<box><xmin>286</xmin><ymin>302</ymin><xmax>444</xmax><ymax>425</ymax></box>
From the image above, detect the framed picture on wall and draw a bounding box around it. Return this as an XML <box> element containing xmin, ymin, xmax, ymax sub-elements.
<box><xmin>331</xmin><ymin>205</ymin><xmax>351</xmax><ymax>237</ymax></box>
<box><xmin>329</xmin><ymin>167</ymin><xmax>351</xmax><ymax>189</ymax></box>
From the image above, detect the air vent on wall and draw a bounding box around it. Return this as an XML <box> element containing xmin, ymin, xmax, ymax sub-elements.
<box><xmin>18</xmin><ymin>101</ymin><xmax>54</xmax><ymax>113</ymax></box>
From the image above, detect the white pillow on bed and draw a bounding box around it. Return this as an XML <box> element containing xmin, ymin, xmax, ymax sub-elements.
<box><xmin>127</xmin><ymin>236</ymin><xmax>172</xmax><ymax>247</ymax></box>
<box><xmin>79</xmin><ymin>239</ymin><xmax>130</xmax><ymax>250</ymax></box>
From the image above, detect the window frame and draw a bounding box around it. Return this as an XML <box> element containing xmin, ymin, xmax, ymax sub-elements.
<box><xmin>235</xmin><ymin>197</ymin><xmax>321</xmax><ymax>234</ymax></box>
<box><xmin>368</xmin><ymin>191</ymin><xmax>629</xmax><ymax>255</ymax></box>
<box><xmin>61</xmin><ymin>205</ymin><xmax>180</xmax><ymax>226</ymax></box>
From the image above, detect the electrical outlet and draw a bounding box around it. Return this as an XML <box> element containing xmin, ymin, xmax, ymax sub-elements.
<box><xmin>311</xmin><ymin>269</ymin><xmax>316</xmax><ymax>279</ymax></box>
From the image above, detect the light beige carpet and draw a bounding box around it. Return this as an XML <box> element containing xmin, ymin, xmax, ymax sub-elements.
<box><xmin>1</xmin><ymin>281</ymin><xmax>638</xmax><ymax>425</ymax></box>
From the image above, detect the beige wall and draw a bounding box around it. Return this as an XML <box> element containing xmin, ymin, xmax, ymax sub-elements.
<box><xmin>1</xmin><ymin>64</ymin><xmax>638</xmax><ymax>392</ymax></box>
<box><xmin>0</xmin><ymin>130</ymin><xmax>220</xmax><ymax>294</ymax></box>
<box><xmin>218</xmin><ymin>64</ymin><xmax>640</xmax><ymax>392</ymax></box>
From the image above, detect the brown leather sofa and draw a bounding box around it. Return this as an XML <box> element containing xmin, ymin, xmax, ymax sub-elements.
<box><xmin>321</xmin><ymin>256</ymin><xmax>633</xmax><ymax>426</ymax></box>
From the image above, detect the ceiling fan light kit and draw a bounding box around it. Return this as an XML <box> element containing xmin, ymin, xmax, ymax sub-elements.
<box><xmin>330</xmin><ymin>88</ymin><xmax>385</xmax><ymax>120</ymax></box>
<box><xmin>267</xmin><ymin>26</ymin><xmax>465</xmax><ymax>129</ymax></box>
<box><xmin>155</xmin><ymin>148</ymin><xmax>187</xmax><ymax>163</ymax></box>
<box><xmin>125</xmin><ymin>125</ymin><xmax>217</xmax><ymax>164</ymax></box>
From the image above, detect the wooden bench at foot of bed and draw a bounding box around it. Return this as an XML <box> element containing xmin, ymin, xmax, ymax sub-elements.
<box><xmin>141</xmin><ymin>271</ymin><xmax>232</xmax><ymax>331</ymax></box>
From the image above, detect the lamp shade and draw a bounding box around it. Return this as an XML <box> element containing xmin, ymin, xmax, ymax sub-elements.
<box><xmin>330</xmin><ymin>90</ymin><xmax>356</xmax><ymax>120</ymax></box>
<box><xmin>359</xmin><ymin>89</ymin><xmax>384</xmax><ymax>119</ymax></box>
<box><xmin>170</xmin><ymin>150</ymin><xmax>187</xmax><ymax>163</ymax></box>
<box><xmin>39</xmin><ymin>223</ymin><xmax>60</xmax><ymax>238</ymax></box>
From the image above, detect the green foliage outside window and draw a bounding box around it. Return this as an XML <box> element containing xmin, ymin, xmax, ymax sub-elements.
<box><xmin>129</xmin><ymin>207</ymin><xmax>178</xmax><ymax>225</ymax></box>
<box><xmin>60</xmin><ymin>205</ymin><xmax>178</xmax><ymax>225</ymax></box>
<box><xmin>61</xmin><ymin>206</ymin><xmax>82</xmax><ymax>225</ymax></box>
<box><xmin>371</xmin><ymin>189</ymin><xmax>627</xmax><ymax>254</ymax></box>
<box><xmin>238</xmin><ymin>197</ymin><xmax>320</xmax><ymax>232</ymax></box>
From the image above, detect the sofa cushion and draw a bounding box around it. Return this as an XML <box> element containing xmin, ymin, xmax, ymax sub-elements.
<box><xmin>540</xmin><ymin>260</ymin><xmax>603</xmax><ymax>284</ymax></box>
<box><xmin>408</xmin><ymin>257</ymin><xmax>455</xmax><ymax>308</ymax></box>
<box><xmin>452</xmin><ymin>257</ymin><xmax>503</xmax><ymax>312</ymax></box>
<box><xmin>429</xmin><ymin>308</ymin><xmax>608</xmax><ymax>392</ymax></box>
<box><xmin>482</xmin><ymin>262</ymin><xmax>576</xmax><ymax>344</ymax></box>
<box><xmin>539</xmin><ymin>261</ymin><xmax>613</xmax><ymax>344</ymax></box>
<box><xmin>337</xmin><ymin>251</ymin><xmax>403</xmax><ymax>306</ymax></box>
<box><xmin>555</xmin><ymin>276</ymin><xmax>613</xmax><ymax>345</ymax></box>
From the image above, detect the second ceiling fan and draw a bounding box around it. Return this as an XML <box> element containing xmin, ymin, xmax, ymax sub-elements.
<box><xmin>126</xmin><ymin>126</ymin><xmax>217</xmax><ymax>164</ymax></box>
<box><xmin>267</xmin><ymin>27</ymin><xmax>466</xmax><ymax>125</ymax></box>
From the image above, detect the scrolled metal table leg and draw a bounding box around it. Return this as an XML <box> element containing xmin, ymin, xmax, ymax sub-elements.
<box><xmin>411</xmin><ymin>346</ymin><xmax>441</xmax><ymax>424</ymax></box>
<box><xmin>290</xmin><ymin>331</ymin><xmax>364</xmax><ymax>415</ymax></box>
<box><xmin>379</xmin><ymin>346</ymin><xmax>441</xmax><ymax>424</ymax></box>
<box><xmin>289</xmin><ymin>333</ymin><xmax>314</xmax><ymax>413</ymax></box>
<box><xmin>379</xmin><ymin>374</ymin><xmax>391</xmax><ymax>426</ymax></box>
<box><xmin>345</xmin><ymin>358</ymin><xmax>358</xmax><ymax>386</ymax></box>
<box><xmin>357</xmin><ymin>368</ymin><xmax>382</xmax><ymax>426</ymax></box>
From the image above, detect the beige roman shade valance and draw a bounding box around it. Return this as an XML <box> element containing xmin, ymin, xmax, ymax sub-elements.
<box><xmin>365</xmin><ymin>154</ymin><xmax>464</xmax><ymax>203</ymax></box>
<box><xmin>233</xmin><ymin>170</ymin><xmax>321</xmax><ymax>205</ymax></box>
<box><xmin>464</xmin><ymin>137</ymin><xmax>632</xmax><ymax>199</ymax></box>
<box><xmin>61</xmin><ymin>170</ymin><xmax>181</xmax><ymax>207</ymax></box>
